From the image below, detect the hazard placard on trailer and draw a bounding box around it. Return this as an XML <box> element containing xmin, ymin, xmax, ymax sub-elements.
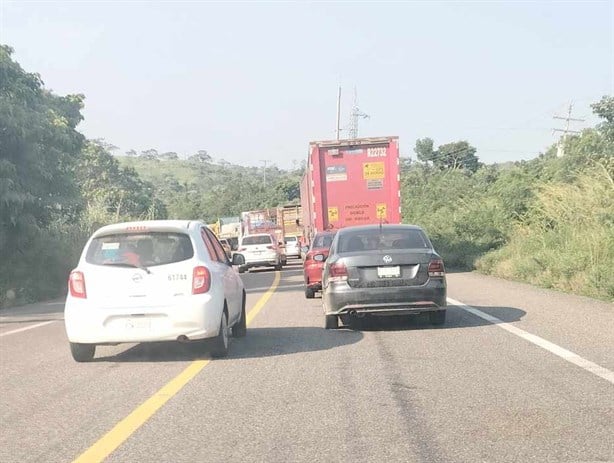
<box><xmin>376</xmin><ymin>203</ymin><xmax>387</xmax><ymax>219</ymax></box>
<box><xmin>363</xmin><ymin>162</ymin><xmax>385</xmax><ymax>180</ymax></box>
<box><xmin>328</xmin><ymin>207</ymin><xmax>339</xmax><ymax>222</ymax></box>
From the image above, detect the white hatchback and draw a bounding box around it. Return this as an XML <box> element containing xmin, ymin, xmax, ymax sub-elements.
<box><xmin>237</xmin><ymin>233</ymin><xmax>283</xmax><ymax>273</ymax></box>
<box><xmin>64</xmin><ymin>220</ymin><xmax>246</xmax><ymax>362</ymax></box>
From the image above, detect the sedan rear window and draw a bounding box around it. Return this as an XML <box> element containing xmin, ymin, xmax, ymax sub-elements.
<box><xmin>242</xmin><ymin>235</ymin><xmax>272</xmax><ymax>245</ymax></box>
<box><xmin>312</xmin><ymin>233</ymin><xmax>335</xmax><ymax>249</ymax></box>
<box><xmin>86</xmin><ymin>232</ymin><xmax>194</xmax><ymax>267</ymax></box>
<box><xmin>285</xmin><ymin>236</ymin><xmax>297</xmax><ymax>243</ymax></box>
<box><xmin>339</xmin><ymin>229</ymin><xmax>430</xmax><ymax>253</ymax></box>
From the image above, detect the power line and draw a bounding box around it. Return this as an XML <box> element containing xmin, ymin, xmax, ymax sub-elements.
<box><xmin>552</xmin><ymin>101</ymin><xmax>585</xmax><ymax>157</ymax></box>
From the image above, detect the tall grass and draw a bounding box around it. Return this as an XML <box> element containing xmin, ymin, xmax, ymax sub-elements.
<box><xmin>477</xmin><ymin>168</ymin><xmax>614</xmax><ymax>301</ymax></box>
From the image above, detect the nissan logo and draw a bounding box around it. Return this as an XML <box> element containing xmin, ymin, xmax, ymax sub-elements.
<box><xmin>132</xmin><ymin>273</ymin><xmax>143</xmax><ymax>283</ymax></box>
<box><xmin>383</xmin><ymin>255</ymin><xmax>392</xmax><ymax>264</ymax></box>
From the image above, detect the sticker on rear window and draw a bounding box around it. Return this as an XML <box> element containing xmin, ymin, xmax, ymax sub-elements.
<box><xmin>101</xmin><ymin>242</ymin><xmax>120</xmax><ymax>250</ymax></box>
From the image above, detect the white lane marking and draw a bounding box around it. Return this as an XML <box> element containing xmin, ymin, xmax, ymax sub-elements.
<box><xmin>0</xmin><ymin>321</ymin><xmax>56</xmax><ymax>338</ymax></box>
<box><xmin>448</xmin><ymin>297</ymin><xmax>614</xmax><ymax>385</ymax></box>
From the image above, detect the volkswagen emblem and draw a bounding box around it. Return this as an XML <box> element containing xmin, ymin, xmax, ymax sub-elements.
<box><xmin>132</xmin><ymin>273</ymin><xmax>143</xmax><ymax>283</ymax></box>
<box><xmin>383</xmin><ymin>255</ymin><xmax>393</xmax><ymax>264</ymax></box>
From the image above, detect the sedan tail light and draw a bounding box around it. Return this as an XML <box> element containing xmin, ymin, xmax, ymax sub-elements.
<box><xmin>266</xmin><ymin>245</ymin><xmax>275</xmax><ymax>250</ymax></box>
<box><xmin>239</xmin><ymin>247</ymin><xmax>247</xmax><ymax>252</ymax></box>
<box><xmin>192</xmin><ymin>266</ymin><xmax>211</xmax><ymax>294</ymax></box>
<box><xmin>329</xmin><ymin>262</ymin><xmax>348</xmax><ymax>282</ymax></box>
<box><xmin>69</xmin><ymin>271</ymin><xmax>87</xmax><ymax>299</ymax></box>
<box><xmin>428</xmin><ymin>259</ymin><xmax>445</xmax><ymax>277</ymax></box>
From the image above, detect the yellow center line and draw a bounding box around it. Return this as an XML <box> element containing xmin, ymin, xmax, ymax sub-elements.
<box><xmin>73</xmin><ymin>270</ymin><xmax>281</xmax><ymax>463</ymax></box>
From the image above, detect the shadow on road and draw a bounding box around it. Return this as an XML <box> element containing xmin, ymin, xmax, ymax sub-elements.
<box><xmin>345</xmin><ymin>304</ymin><xmax>526</xmax><ymax>332</ymax></box>
<box><xmin>95</xmin><ymin>326</ymin><xmax>363</xmax><ymax>363</ymax></box>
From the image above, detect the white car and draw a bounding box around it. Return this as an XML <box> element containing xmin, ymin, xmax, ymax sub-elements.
<box><xmin>237</xmin><ymin>233</ymin><xmax>283</xmax><ymax>273</ymax></box>
<box><xmin>284</xmin><ymin>235</ymin><xmax>301</xmax><ymax>259</ymax></box>
<box><xmin>64</xmin><ymin>220</ymin><xmax>247</xmax><ymax>362</ymax></box>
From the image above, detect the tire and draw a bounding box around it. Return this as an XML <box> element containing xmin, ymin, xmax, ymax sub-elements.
<box><xmin>275</xmin><ymin>263</ymin><xmax>282</xmax><ymax>271</ymax></box>
<box><xmin>232</xmin><ymin>293</ymin><xmax>247</xmax><ymax>338</ymax></box>
<box><xmin>210</xmin><ymin>311</ymin><xmax>229</xmax><ymax>358</ymax></box>
<box><xmin>429</xmin><ymin>310</ymin><xmax>447</xmax><ymax>326</ymax></box>
<box><xmin>70</xmin><ymin>342</ymin><xmax>96</xmax><ymax>362</ymax></box>
<box><xmin>305</xmin><ymin>287</ymin><xmax>315</xmax><ymax>299</ymax></box>
<box><xmin>325</xmin><ymin>314</ymin><xmax>339</xmax><ymax>329</ymax></box>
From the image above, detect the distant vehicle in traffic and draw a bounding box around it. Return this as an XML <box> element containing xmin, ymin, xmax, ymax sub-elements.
<box><xmin>303</xmin><ymin>231</ymin><xmax>337</xmax><ymax>298</ymax></box>
<box><xmin>219</xmin><ymin>238</ymin><xmax>232</xmax><ymax>259</ymax></box>
<box><xmin>300</xmin><ymin>136</ymin><xmax>401</xmax><ymax>239</ymax></box>
<box><xmin>321</xmin><ymin>224</ymin><xmax>447</xmax><ymax>329</ymax></box>
<box><xmin>284</xmin><ymin>235</ymin><xmax>301</xmax><ymax>259</ymax></box>
<box><xmin>64</xmin><ymin>220</ymin><xmax>247</xmax><ymax>362</ymax></box>
<box><xmin>238</xmin><ymin>233</ymin><xmax>284</xmax><ymax>273</ymax></box>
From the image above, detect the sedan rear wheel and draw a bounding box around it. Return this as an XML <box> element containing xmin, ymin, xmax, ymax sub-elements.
<box><xmin>429</xmin><ymin>310</ymin><xmax>447</xmax><ymax>326</ymax></box>
<box><xmin>70</xmin><ymin>342</ymin><xmax>96</xmax><ymax>362</ymax></box>
<box><xmin>210</xmin><ymin>311</ymin><xmax>229</xmax><ymax>358</ymax></box>
<box><xmin>305</xmin><ymin>287</ymin><xmax>315</xmax><ymax>299</ymax></box>
<box><xmin>325</xmin><ymin>315</ymin><xmax>339</xmax><ymax>329</ymax></box>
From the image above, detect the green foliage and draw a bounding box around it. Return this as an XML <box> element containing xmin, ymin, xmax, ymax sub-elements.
<box><xmin>414</xmin><ymin>137</ymin><xmax>480</xmax><ymax>172</ymax></box>
<box><xmin>119</xmin><ymin>156</ymin><xmax>302</xmax><ymax>223</ymax></box>
<box><xmin>404</xmin><ymin>98</ymin><xmax>613</xmax><ymax>300</ymax></box>
<box><xmin>1</xmin><ymin>45</ymin><xmax>85</xmax><ymax>306</ymax></box>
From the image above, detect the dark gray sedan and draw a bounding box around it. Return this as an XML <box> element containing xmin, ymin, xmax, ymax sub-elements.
<box><xmin>321</xmin><ymin>224</ymin><xmax>447</xmax><ymax>329</ymax></box>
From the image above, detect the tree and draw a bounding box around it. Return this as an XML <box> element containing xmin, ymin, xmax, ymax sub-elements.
<box><xmin>189</xmin><ymin>150</ymin><xmax>211</xmax><ymax>163</ymax></box>
<box><xmin>414</xmin><ymin>137</ymin><xmax>480</xmax><ymax>173</ymax></box>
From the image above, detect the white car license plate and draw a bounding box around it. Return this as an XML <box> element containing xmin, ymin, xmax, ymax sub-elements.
<box><xmin>377</xmin><ymin>266</ymin><xmax>400</xmax><ymax>278</ymax></box>
<box><xmin>125</xmin><ymin>318</ymin><xmax>151</xmax><ymax>330</ymax></box>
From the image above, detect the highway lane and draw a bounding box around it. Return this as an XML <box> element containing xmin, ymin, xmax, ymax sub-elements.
<box><xmin>0</xmin><ymin>261</ymin><xmax>612</xmax><ymax>462</ymax></box>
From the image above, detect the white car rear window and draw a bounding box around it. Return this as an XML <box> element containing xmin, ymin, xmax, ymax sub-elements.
<box><xmin>86</xmin><ymin>232</ymin><xmax>194</xmax><ymax>267</ymax></box>
<box><xmin>242</xmin><ymin>235</ymin><xmax>272</xmax><ymax>245</ymax></box>
<box><xmin>285</xmin><ymin>236</ymin><xmax>297</xmax><ymax>243</ymax></box>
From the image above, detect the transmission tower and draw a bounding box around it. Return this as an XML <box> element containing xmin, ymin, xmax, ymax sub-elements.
<box><xmin>553</xmin><ymin>101</ymin><xmax>584</xmax><ymax>157</ymax></box>
<box><xmin>348</xmin><ymin>87</ymin><xmax>369</xmax><ymax>139</ymax></box>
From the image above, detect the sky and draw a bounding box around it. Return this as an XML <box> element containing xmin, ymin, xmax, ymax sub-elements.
<box><xmin>1</xmin><ymin>0</ymin><xmax>612</xmax><ymax>168</ymax></box>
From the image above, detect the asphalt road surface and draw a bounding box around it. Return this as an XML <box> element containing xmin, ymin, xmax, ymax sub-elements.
<box><xmin>1</xmin><ymin>260</ymin><xmax>613</xmax><ymax>462</ymax></box>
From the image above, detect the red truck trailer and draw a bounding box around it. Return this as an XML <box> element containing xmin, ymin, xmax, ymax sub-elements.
<box><xmin>300</xmin><ymin>136</ymin><xmax>401</xmax><ymax>242</ymax></box>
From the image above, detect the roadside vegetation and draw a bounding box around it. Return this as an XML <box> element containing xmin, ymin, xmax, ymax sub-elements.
<box><xmin>402</xmin><ymin>100</ymin><xmax>614</xmax><ymax>300</ymax></box>
<box><xmin>1</xmin><ymin>45</ymin><xmax>612</xmax><ymax>306</ymax></box>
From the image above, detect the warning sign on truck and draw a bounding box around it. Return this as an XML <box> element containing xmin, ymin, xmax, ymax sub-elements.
<box><xmin>376</xmin><ymin>203</ymin><xmax>387</xmax><ymax>219</ymax></box>
<box><xmin>328</xmin><ymin>207</ymin><xmax>339</xmax><ymax>222</ymax></box>
<box><xmin>363</xmin><ymin>162</ymin><xmax>385</xmax><ymax>180</ymax></box>
<box><xmin>367</xmin><ymin>179</ymin><xmax>384</xmax><ymax>190</ymax></box>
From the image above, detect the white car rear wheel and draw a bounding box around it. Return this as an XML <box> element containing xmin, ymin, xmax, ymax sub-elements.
<box><xmin>210</xmin><ymin>311</ymin><xmax>229</xmax><ymax>358</ymax></box>
<box><xmin>70</xmin><ymin>342</ymin><xmax>96</xmax><ymax>362</ymax></box>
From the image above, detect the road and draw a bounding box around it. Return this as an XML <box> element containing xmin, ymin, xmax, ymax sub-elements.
<box><xmin>1</xmin><ymin>260</ymin><xmax>613</xmax><ymax>462</ymax></box>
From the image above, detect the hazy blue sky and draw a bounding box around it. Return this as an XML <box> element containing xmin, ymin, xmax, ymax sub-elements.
<box><xmin>1</xmin><ymin>1</ymin><xmax>612</xmax><ymax>168</ymax></box>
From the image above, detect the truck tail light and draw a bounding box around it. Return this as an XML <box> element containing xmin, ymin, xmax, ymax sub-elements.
<box><xmin>192</xmin><ymin>266</ymin><xmax>211</xmax><ymax>294</ymax></box>
<box><xmin>329</xmin><ymin>262</ymin><xmax>348</xmax><ymax>282</ymax></box>
<box><xmin>69</xmin><ymin>271</ymin><xmax>87</xmax><ymax>299</ymax></box>
<box><xmin>428</xmin><ymin>259</ymin><xmax>445</xmax><ymax>277</ymax></box>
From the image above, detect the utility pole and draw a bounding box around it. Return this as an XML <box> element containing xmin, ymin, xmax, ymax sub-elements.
<box><xmin>335</xmin><ymin>85</ymin><xmax>342</xmax><ymax>140</ymax></box>
<box><xmin>260</xmin><ymin>160</ymin><xmax>268</xmax><ymax>187</ymax></box>
<box><xmin>348</xmin><ymin>86</ymin><xmax>369</xmax><ymax>139</ymax></box>
<box><xmin>553</xmin><ymin>101</ymin><xmax>585</xmax><ymax>157</ymax></box>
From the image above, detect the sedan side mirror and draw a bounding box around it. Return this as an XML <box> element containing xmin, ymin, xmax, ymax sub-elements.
<box><xmin>313</xmin><ymin>254</ymin><xmax>326</xmax><ymax>262</ymax></box>
<box><xmin>232</xmin><ymin>253</ymin><xmax>245</xmax><ymax>266</ymax></box>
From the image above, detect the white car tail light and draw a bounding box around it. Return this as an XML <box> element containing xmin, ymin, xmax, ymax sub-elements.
<box><xmin>192</xmin><ymin>266</ymin><xmax>211</xmax><ymax>294</ymax></box>
<box><xmin>69</xmin><ymin>271</ymin><xmax>87</xmax><ymax>298</ymax></box>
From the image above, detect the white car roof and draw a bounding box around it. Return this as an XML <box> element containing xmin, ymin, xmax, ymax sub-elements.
<box><xmin>91</xmin><ymin>220</ymin><xmax>200</xmax><ymax>238</ymax></box>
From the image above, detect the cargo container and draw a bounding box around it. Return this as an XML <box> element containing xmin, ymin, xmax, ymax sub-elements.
<box><xmin>277</xmin><ymin>205</ymin><xmax>302</xmax><ymax>237</ymax></box>
<box><xmin>300</xmin><ymin>136</ymin><xmax>401</xmax><ymax>241</ymax></box>
<box><xmin>240</xmin><ymin>209</ymin><xmax>284</xmax><ymax>243</ymax></box>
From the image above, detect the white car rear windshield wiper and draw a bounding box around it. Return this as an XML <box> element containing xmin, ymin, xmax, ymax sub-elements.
<box><xmin>102</xmin><ymin>262</ymin><xmax>151</xmax><ymax>274</ymax></box>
